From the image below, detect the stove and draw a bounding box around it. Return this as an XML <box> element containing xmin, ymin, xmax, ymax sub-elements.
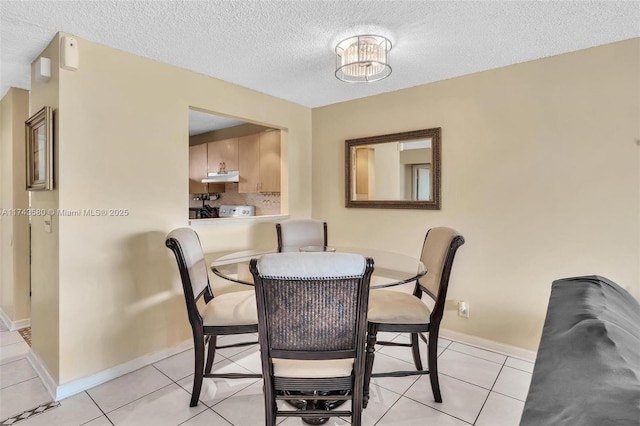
<box><xmin>218</xmin><ymin>205</ymin><xmax>256</xmax><ymax>218</ymax></box>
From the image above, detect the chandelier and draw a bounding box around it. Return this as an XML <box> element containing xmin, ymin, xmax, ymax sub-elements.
<box><xmin>335</xmin><ymin>35</ymin><xmax>392</xmax><ymax>83</ymax></box>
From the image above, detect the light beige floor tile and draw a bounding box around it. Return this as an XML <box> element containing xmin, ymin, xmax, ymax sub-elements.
<box><xmin>215</xmin><ymin>333</ymin><xmax>259</xmax><ymax>359</ymax></box>
<box><xmin>437</xmin><ymin>337</ymin><xmax>452</xmax><ymax>349</ymax></box>
<box><xmin>376</xmin><ymin>332</ymin><xmax>400</xmax><ymax>342</ymax></box>
<box><xmin>0</xmin><ymin>340</ymin><xmax>29</xmax><ymax>365</ymax></box>
<box><xmin>0</xmin><ymin>377</ymin><xmax>52</xmax><ymax>420</ymax></box>
<box><xmin>447</xmin><ymin>342</ymin><xmax>507</xmax><ymax>365</ymax></box>
<box><xmin>438</xmin><ymin>349</ymin><xmax>502</xmax><ymax>389</ymax></box>
<box><xmin>210</xmin><ymin>380</ymin><xmax>266</xmax><ymax>426</ymax></box>
<box><xmin>391</xmin><ymin>333</ymin><xmax>451</xmax><ymax>349</ymax></box>
<box><xmin>81</xmin><ymin>415</ymin><xmax>113</xmax><ymax>426</ymax></box>
<box><xmin>475</xmin><ymin>391</ymin><xmax>525</xmax><ymax>426</ymax></box>
<box><xmin>18</xmin><ymin>392</ymin><xmax>102</xmax><ymax>426</ymax></box>
<box><xmin>227</xmin><ymin>345</ymin><xmax>262</xmax><ymax>374</ymax></box>
<box><xmin>361</xmin><ymin>382</ymin><xmax>403</xmax><ymax>426</ymax></box>
<box><xmin>406</xmin><ymin>374</ymin><xmax>489</xmax><ymax>424</ymax></box>
<box><xmin>0</xmin><ymin>322</ymin><xmax>8</xmax><ymax>332</ymax></box>
<box><xmin>180</xmin><ymin>408</ymin><xmax>232</xmax><ymax>425</ymax></box>
<box><xmin>177</xmin><ymin>358</ymin><xmax>259</xmax><ymax>408</ymax></box>
<box><xmin>107</xmin><ymin>383</ymin><xmax>205</xmax><ymax>426</ymax></box>
<box><xmin>0</xmin><ymin>358</ymin><xmax>37</xmax><ymax>389</ymax></box>
<box><xmin>376</xmin><ymin>334</ymin><xmax>445</xmax><ymax>367</ymax></box>
<box><xmin>0</xmin><ymin>331</ymin><xmax>25</xmax><ymax>347</ymax></box>
<box><xmin>376</xmin><ymin>395</ymin><xmax>469</xmax><ymax>426</ymax></box>
<box><xmin>153</xmin><ymin>348</ymin><xmax>200</xmax><ymax>382</ymax></box>
<box><xmin>492</xmin><ymin>366</ymin><xmax>532</xmax><ymax>401</ymax></box>
<box><xmin>369</xmin><ymin>352</ymin><xmax>420</xmax><ymax>396</ymax></box>
<box><xmin>87</xmin><ymin>365</ymin><xmax>173</xmax><ymax>413</ymax></box>
<box><xmin>505</xmin><ymin>357</ymin><xmax>535</xmax><ymax>373</ymax></box>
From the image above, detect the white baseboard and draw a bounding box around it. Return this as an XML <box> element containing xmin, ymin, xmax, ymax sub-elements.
<box><xmin>27</xmin><ymin>350</ymin><xmax>58</xmax><ymax>400</ymax></box>
<box><xmin>0</xmin><ymin>307</ymin><xmax>30</xmax><ymax>331</ymax></box>
<box><xmin>28</xmin><ymin>339</ymin><xmax>193</xmax><ymax>401</ymax></box>
<box><xmin>440</xmin><ymin>328</ymin><xmax>537</xmax><ymax>362</ymax></box>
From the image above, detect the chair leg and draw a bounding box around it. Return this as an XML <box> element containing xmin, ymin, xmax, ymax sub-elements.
<box><xmin>411</xmin><ymin>332</ymin><xmax>423</xmax><ymax>371</ymax></box>
<box><xmin>190</xmin><ymin>331</ymin><xmax>206</xmax><ymax>407</ymax></box>
<box><xmin>264</xmin><ymin>381</ymin><xmax>276</xmax><ymax>426</ymax></box>
<box><xmin>363</xmin><ymin>323</ymin><xmax>378</xmax><ymax>409</ymax></box>
<box><xmin>428</xmin><ymin>329</ymin><xmax>442</xmax><ymax>403</ymax></box>
<box><xmin>205</xmin><ymin>335</ymin><xmax>217</xmax><ymax>374</ymax></box>
<box><xmin>352</xmin><ymin>365</ymin><xmax>364</xmax><ymax>426</ymax></box>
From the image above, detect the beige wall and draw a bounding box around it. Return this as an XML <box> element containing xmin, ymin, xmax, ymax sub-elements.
<box><xmin>33</xmin><ymin>33</ymin><xmax>312</xmax><ymax>385</ymax></box>
<box><xmin>312</xmin><ymin>38</ymin><xmax>640</xmax><ymax>351</ymax></box>
<box><xmin>30</xmin><ymin>36</ymin><xmax>62</xmax><ymax>381</ymax></box>
<box><xmin>0</xmin><ymin>88</ymin><xmax>31</xmax><ymax>324</ymax></box>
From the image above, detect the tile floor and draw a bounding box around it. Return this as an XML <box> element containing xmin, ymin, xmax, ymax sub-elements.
<box><xmin>1</xmin><ymin>322</ymin><xmax>533</xmax><ymax>426</ymax></box>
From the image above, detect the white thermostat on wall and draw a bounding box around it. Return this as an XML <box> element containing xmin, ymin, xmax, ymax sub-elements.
<box><xmin>60</xmin><ymin>36</ymin><xmax>79</xmax><ymax>71</ymax></box>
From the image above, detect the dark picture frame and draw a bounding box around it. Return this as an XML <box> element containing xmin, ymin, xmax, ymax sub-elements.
<box><xmin>25</xmin><ymin>106</ymin><xmax>53</xmax><ymax>191</ymax></box>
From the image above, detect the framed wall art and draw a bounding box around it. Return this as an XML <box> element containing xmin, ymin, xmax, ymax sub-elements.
<box><xmin>25</xmin><ymin>106</ymin><xmax>53</xmax><ymax>191</ymax></box>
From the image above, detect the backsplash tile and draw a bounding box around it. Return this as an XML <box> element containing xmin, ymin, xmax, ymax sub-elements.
<box><xmin>189</xmin><ymin>183</ymin><xmax>281</xmax><ymax>216</ymax></box>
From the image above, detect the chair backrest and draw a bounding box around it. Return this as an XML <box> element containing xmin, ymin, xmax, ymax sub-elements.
<box><xmin>250</xmin><ymin>252</ymin><xmax>373</xmax><ymax>360</ymax></box>
<box><xmin>165</xmin><ymin>227</ymin><xmax>214</xmax><ymax>326</ymax></box>
<box><xmin>417</xmin><ymin>227</ymin><xmax>465</xmax><ymax>320</ymax></box>
<box><xmin>276</xmin><ymin>219</ymin><xmax>328</xmax><ymax>251</ymax></box>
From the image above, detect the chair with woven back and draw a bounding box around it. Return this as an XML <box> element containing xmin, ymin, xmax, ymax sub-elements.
<box><xmin>250</xmin><ymin>252</ymin><xmax>374</xmax><ymax>425</ymax></box>
<box><xmin>363</xmin><ymin>226</ymin><xmax>465</xmax><ymax>406</ymax></box>
<box><xmin>165</xmin><ymin>227</ymin><xmax>261</xmax><ymax>407</ymax></box>
<box><xmin>276</xmin><ymin>219</ymin><xmax>328</xmax><ymax>251</ymax></box>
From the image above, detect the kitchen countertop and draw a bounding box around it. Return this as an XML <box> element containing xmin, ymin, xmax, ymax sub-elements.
<box><xmin>189</xmin><ymin>214</ymin><xmax>289</xmax><ymax>226</ymax></box>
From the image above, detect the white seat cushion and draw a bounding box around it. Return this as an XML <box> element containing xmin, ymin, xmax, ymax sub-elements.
<box><xmin>368</xmin><ymin>290</ymin><xmax>432</xmax><ymax>324</ymax></box>
<box><xmin>202</xmin><ymin>290</ymin><xmax>258</xmax><ymax>326</ymax></box>
<box><xmin>272</xmin><ymin>358</ymin><xmax>354</xmax><ymax>378</ymax></box>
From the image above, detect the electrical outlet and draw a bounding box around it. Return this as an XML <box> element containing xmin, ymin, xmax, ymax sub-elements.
<box><xmin>458</xmin><ymin>301</ymin><xmax>469</xmax><ymax>318</ymax></box>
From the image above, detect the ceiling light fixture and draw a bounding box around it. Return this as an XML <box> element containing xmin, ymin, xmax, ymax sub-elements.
<box><xmin>335</xmin><ymin>34</ymin><xmax>392</xmax><ymax>83</ymax></box>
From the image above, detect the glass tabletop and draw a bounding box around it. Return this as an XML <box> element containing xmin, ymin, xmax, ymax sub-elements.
<box><xmin>210</xmin><ymin>246</ymin><xmax>426</xmax><ymax>289</ymax></box>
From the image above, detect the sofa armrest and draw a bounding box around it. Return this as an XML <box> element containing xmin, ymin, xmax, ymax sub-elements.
<box><xmin>520</xmin><ymin>276</ymin><xmax>640</xmax><ymax>426</ymax></box>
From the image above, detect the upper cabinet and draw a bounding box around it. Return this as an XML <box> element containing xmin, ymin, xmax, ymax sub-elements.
<box><xmin>238</xmin><ymin>130</ymin><xmax>281</xmax><ymax>193</ymax></box>
<box><xmin>238</xmin><ymin>133</ymin><xmax>260</xmax><ymax>193</ymax></box>
<box><xmin>207</xmin><ymin>137</ymin><xmax>239</xmax><ymax>173</ymax></box>
<box><xmin>259</xmin><ymin>130</ymin><xmax>281</xmax><ymax>193</ymax></box>
<box><xmin>189</xmin><ymin>144</ymin><xmax>209</xmax><ymax>194</ymax></box>
<box><xmin>207</xmin><ymin>137</ymin><xmax>239</xmax><ymax>193</ymax></box>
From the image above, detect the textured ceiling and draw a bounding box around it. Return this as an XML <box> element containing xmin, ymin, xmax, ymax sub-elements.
<box><xmin>1</xmin><ymin>0</ymin><xmax>639</xmax><ymax>109</ymax></box>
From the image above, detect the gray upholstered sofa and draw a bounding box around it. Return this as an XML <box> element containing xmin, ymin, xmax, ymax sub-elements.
<box><xmin>520</xmin><ymin>276</ymin><xmax>640</xmax><ymax>426</ymax></box>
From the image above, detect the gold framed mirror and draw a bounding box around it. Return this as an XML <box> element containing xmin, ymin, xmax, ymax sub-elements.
<box><xmin>345</xmin><ymin>128</ymin><xmax>441</xmax><ymax>209</ymax></box>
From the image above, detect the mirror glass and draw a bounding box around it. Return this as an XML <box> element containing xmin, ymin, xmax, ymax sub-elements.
<box><xmin>346</xmin><ymin>128</ymin><xmax>441</xmax><ymax>209</ymax></box>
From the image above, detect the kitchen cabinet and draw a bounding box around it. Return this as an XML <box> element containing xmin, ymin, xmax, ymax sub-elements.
<box><xmin>207</xmin><ymin>137</ymin><xmax>238</xmax><ymax>172</ymax></box>
<box><xmin>238</xmin><ymin>130</ymin><xmax>281</xmax><ymax>193</ymax></box>
<box><xmin>259</xmin><ymin>130</ymin><xmax>281</xmax><ymax>192</ymax></box>
<box><xmin>189</xmin><ymin>144</ymin><xmax>209</xmax><ymax>194</ymax></box>
<box><xmin>206</xmin><ymin>137</ymin><xmax>239</xmax><ymax>193</ymax></box>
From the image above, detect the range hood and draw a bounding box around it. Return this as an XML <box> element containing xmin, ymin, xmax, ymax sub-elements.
<box><xmin>201</xmin><ymin>170</ymin><xmax>239</xmax><ymax>183</ymax></box>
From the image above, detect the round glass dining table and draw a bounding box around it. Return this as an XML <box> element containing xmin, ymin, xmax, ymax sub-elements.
<box><xmin>210</xmin><ymin>246</ymin><xmax>426</xmax><ymax>289</ymax></box>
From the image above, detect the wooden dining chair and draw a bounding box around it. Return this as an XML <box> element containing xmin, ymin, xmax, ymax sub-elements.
<box><xmin>276</xmin><ymin>219</ymin><xmax>327</xmax><ymax>251</ymax></box>
<box><xmin>363</xmin><ymin>227</ymin><xmax>465</xmax><ymax>406</ymax></box>
<box><xmin>250</xmin><ymin>252</ymin><xmax>374</xmax><ymax>426</ymax></box>
<box><xmin>165</xmin><ymin>227</ymin><xmax>261</xmax><ymax>407</ymax></box>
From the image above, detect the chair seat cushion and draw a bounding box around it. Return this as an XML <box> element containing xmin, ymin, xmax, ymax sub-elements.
<box><xmin>368</xmin><ymin>290</ymin><xmax>432</xmax><ymax>324</ymax></box>
<box><xmin>272</xmin><ymin>358</ymin><xmax>354</xmax><ymax>378</ymax></box>
<box><xmin>202</xmin><ymin>290</ymin><xmax>258</xmax><ymax>326</ymax></box>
